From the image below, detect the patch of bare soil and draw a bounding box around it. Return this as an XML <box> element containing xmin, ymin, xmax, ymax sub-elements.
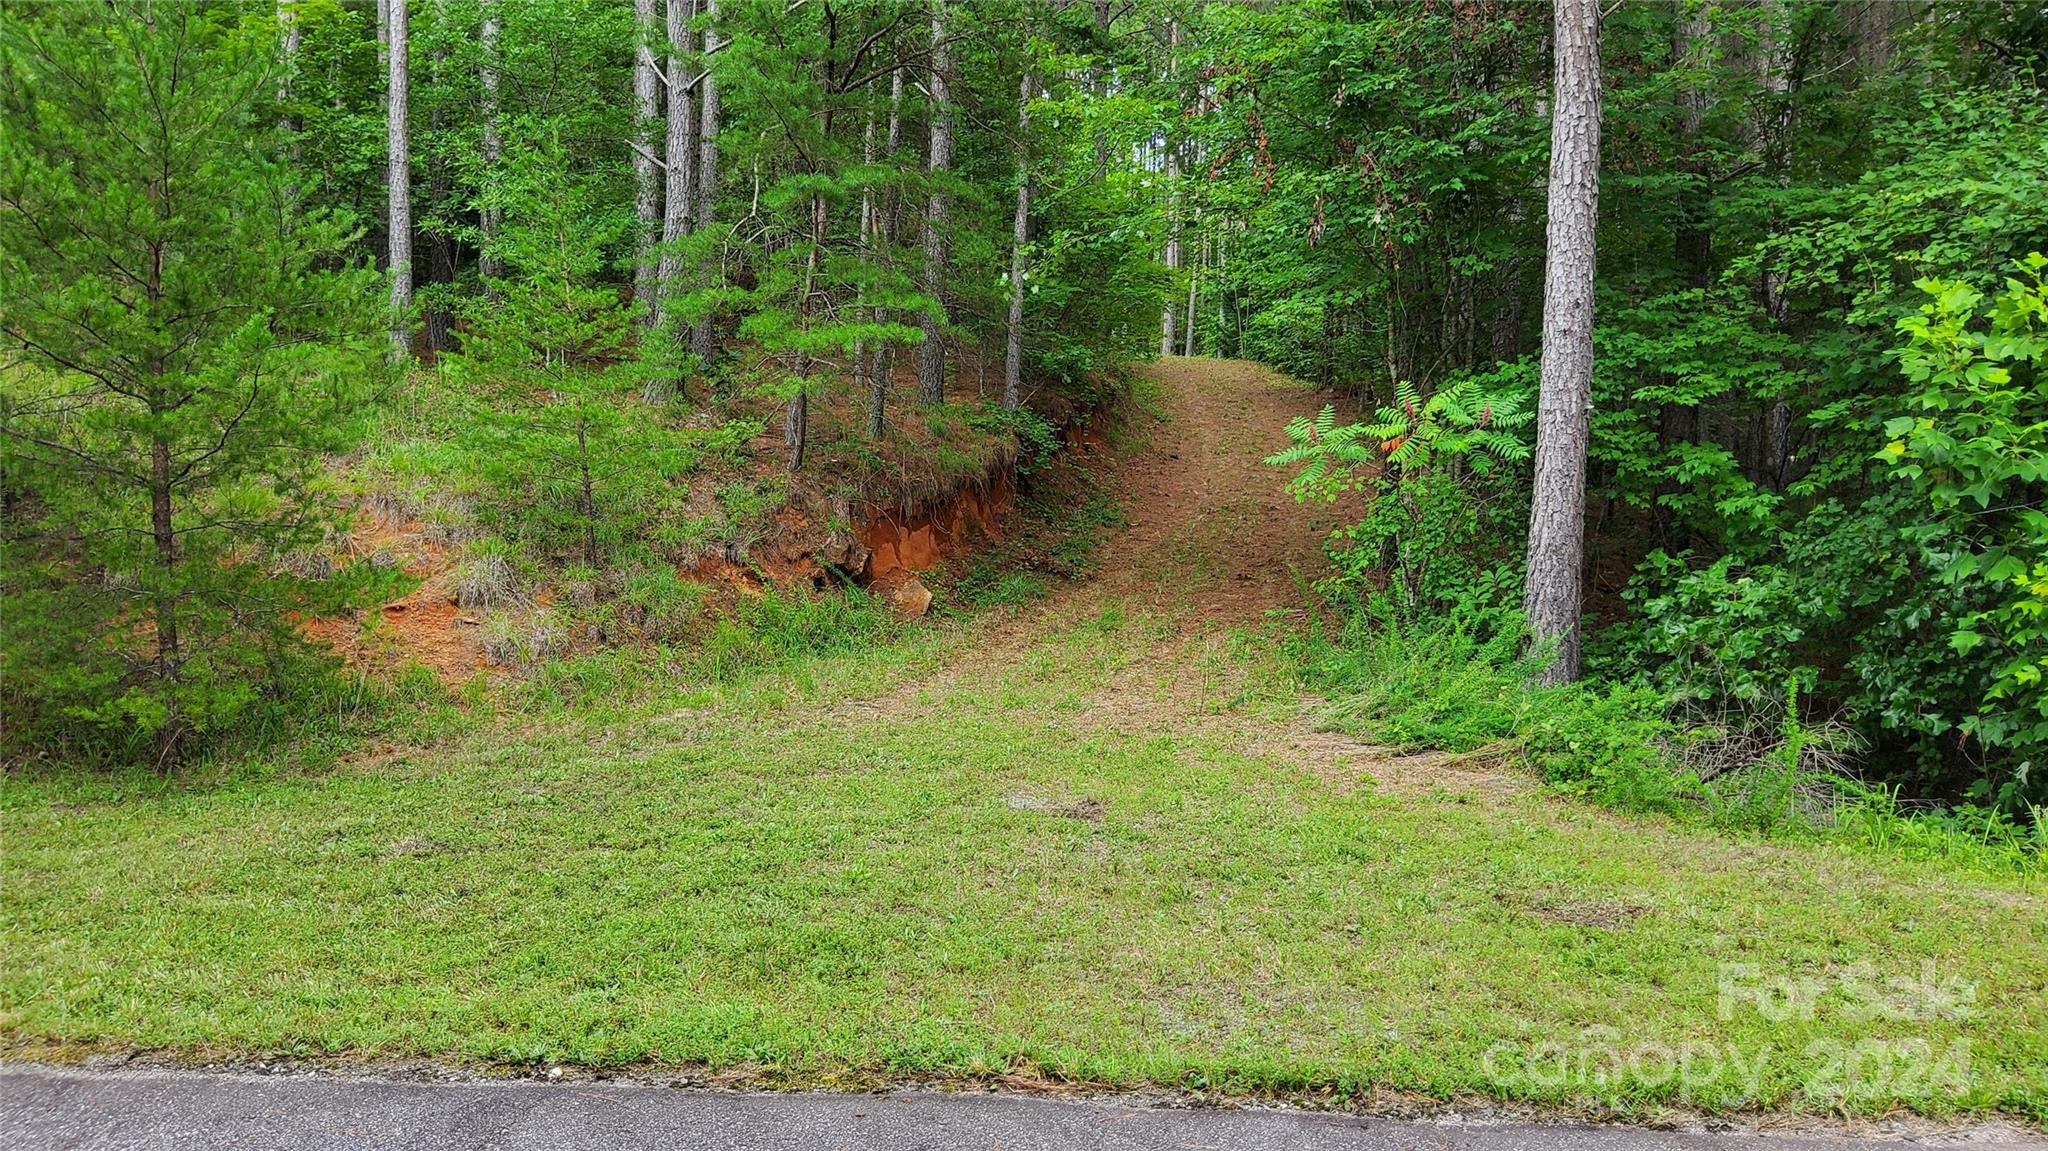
<box><xmin>298</xmin><ymin>516</ymin><xmax>493</xmax><ymax>683</ymax></box>
<box><xmin>865</xmin><ymin>356</ymin><xmax>1523</xmax><ymax>798</ymax></box>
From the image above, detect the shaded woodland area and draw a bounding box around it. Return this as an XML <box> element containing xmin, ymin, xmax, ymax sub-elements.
<box><xmin>4</xmin><ymin>0</ymin><xmax>2046</xmax><ymax>844</ymax></box>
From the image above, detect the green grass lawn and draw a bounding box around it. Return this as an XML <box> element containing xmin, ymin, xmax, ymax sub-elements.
<box><xmin>4</xmin><ymin>604</ymin><xmax>2044</xmax><ymax>1124</ymax></box>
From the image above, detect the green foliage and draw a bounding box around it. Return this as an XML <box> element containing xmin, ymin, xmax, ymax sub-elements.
<box><xmin>966</xmin><ymin>403</ymin><xmax>1059</xmax><ymax>472</ymax></box>
<box><xmin>1882</xmin><ymin>258</ymin><xmax>2048</xmax><ymax>787</ymax></box>
<box><xmin>0</xmin><ymin>3</ymin><xmax>385</xmax><ymax>766</ymax></box>
<box><xmin>1270</xmin><ymin>375</ymin><xmax>1531</xmax><ymax>620</ymax></box>
<box><xmin>1303</xmin><ymin>618</ymin><xmax>2042</xmax><ymax>872</ymax></box>
<box><xmin>1305</xmin><ymin>619</ymin><xmax>1683</xmax><ymax>813</ymax></box>
<box><xmin>439</xmin><ymin>124</ymin><xmax>706</xmax><ymax>567</ymax></box>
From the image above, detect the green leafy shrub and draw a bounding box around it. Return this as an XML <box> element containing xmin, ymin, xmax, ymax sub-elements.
<box><xmin>1881</xmin><ymin>258</ymin><xmax>2048</xmax><ymax>793</ymax></box>
<box><xmin>1269</xmin><ymin>375</ymin><xmax>1531</xmax><ymax>624</ymax></box>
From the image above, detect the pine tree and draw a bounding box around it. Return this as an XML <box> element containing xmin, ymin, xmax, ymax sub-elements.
<box><xmin>1522</xmin><ymin>0</ymin><xmax>1602</xmax><ymax>685</ymax></box>
<box><xmin>0</xmin><ymin>2</ymin><xmax>384</xmax><ymax>767</ymax></box>
<box><xmin>385</xmin><ymin>0</ymin><xmax>413</xmax><ymax>357</ymax></box>
<box><xmin>632</xmin><ymin>0</ymin><xmax>661</xmax><ymax>328</ymax></box>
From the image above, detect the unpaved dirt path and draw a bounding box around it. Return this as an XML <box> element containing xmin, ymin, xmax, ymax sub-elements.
<box><xmin>1065</xmin><ymin>356</ymin><xmax>1354</xmax><ymax>623</ymax></box>
<box><xmin>859</xmin><ymin>356</ymin><xmax>1507</xmax><ymax>796</ymax></box>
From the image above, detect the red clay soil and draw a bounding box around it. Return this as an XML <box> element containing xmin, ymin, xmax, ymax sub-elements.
<box><xmin>303</xmin><ymin>357</ymin><xmax>1347</xmax><ymax>681</ymax></box>
<box><xmin>297</xmin><ymin>518</ymin><xmax>491</xmax><ymax>682</ymax></box>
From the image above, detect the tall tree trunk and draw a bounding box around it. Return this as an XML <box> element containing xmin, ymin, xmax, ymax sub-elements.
<box><xmin>632</xmin><ymin>0</ymin><xmax>661</xmax><ymax>328</ymax></box>
<box><xmin>1159</xmin><ymin>142</ymin><xmax>1180</xmax><ymax>355</ymax></box>
<box><xmin>649</xmin><ymin>0</ymin><xmax>698</xmax><ymax>399</ymax></box>
<box><xmin>424</xmin><ymin>8</ymin><xmax>454</xmax><ymax>355</ymax></box>
<box><xmin>868</xmin><ymin>66</ymin><xmax>904</xmax><ymax>437</ymax></box>
<box><xmin>854</xmin><ymin>105</ymin><xmax>877</xmax><ymax>404</ymax></box>
<box><xmin>1182</xmin><ymin>220</ymin><xmax>1199</xmax><ymax>357</ymax></box>
<box><xmin>279</xmin><ymin>0</ymin><xmax>301</xmax><ymax>208</ymax></box>
<box><xmin>1002</xmin><ymin>68</ymin><xmax>1032</xmax><ymax>410</ymax></box>
<box><xmin>385</xmin><ymin>0</ymin><xmax>412</xmax><ymax>359</ymax></box>
<box><xmin>788</xmin><ymin>192</ymin><xmax>825</xmax><ymax>471</ymax></box>
<box><xmin>1090</xmin><ymin>0</ymin><xmax>1110</xmax><ymax>179</ymax></box>
<box><xmin>143</xmin><ymin>216</ymin><xmax>180</xmax><ymax>773</ymax></box>
<box><xmin>478</xmin><ymin>0</ymin><xmax>503</xmax><ymax>294</ymax></box>
<box><xmin>1522</xmin><ymin>0</ymin><xmax>1602</xmax><ymax>686</ymax></box>
<box><xmin>690</xmin><ymin>0</ymin><xmax>721</xmax><ymax>370</ymax></box>
<box><xmin>1158</xmin><ymin>20</ymin><xmax>1181</xmax><ymax>356</ymax></box>
<box><xmin>917</xmin><ymin>1</ymin><xmax>955</xmax><ymax>405</ymax></box>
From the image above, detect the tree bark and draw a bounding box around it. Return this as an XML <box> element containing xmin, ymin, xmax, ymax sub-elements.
<box><xmin>868</xmin><ymin>65</ymin><xmax>904</xmax><ymax>437</ymax></box>
<box><xmin>1522</xmin><ymin>0</ymin><xmax>1602</xmax><ymax>686</ymax></box>
<box><xmin>649</xmin><ymin>0</ymin><xmax>698</xmax><ymax>392</ymax></box>
<box><xmin>854</xmin><ymin>105</ymin><xmax>878</xmax><ymax>407</ymax></box>
<box><xmin>632</xmin><ymin>0</ymin><xmax>661</xmax><ymax>328</ymax></box>
<box><xmin>917</xmin><ymin>0</ymin><xmax>954</xmax><ymax>405</ymax></box>
<box><xmin>1159</xmin><ymin>144</ymin><xmax>1180</xmax><ymax>356</ymax></box>
<box><xmin>385</xmin><ymin>0</ymin><xmax>412</xmax><ymax>359</ymax></box>
<box><xmin>150</xmin><ymin>434</ymin><xmax>180</xmax><ymax>772</ymax></box>
<box><xmin>478</xmin><ymin>0</ymin><xmax>503</xmax><ymax>293</ymax></box>
<box><xmin>690</xmin><ymin>0</ymin><xmax>721</xmax><ymax>370</ymax></box>
<box><xmin>423</xmin><ymin>6</ymin><xmax>454</xmax><ymax>355</ymax></box>
<box><xmin>1002</xmin><ymin>67</ymin><xmax>1032</xmax><ymax>410</ymax></box>
<box><xmin>1158</xmin><ymin>20</ymin><xmax>1181</xmax><ymax>356</ymax></box>
<box><xmin>1090</xmin><ymin>0</ymin><xmax>1110</xmax><ymax>180</ymax></box>
<box><xmin>788</xmin><ymin>182</ymin><xmax>826</xmax><ymax>471</ymax></box>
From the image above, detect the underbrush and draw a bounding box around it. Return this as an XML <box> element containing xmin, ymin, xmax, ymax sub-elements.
<box><xmin>522</xmin><ymin>582</ymin><xmax>896</xmax><ymax>712</ymax></box>
<box><xmin>1295</xmin><ymin>618</ymin><xmax>2046</xmax><ymax>877</ymax></box>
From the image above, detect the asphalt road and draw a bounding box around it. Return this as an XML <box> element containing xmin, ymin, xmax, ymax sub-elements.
<box><xmin>5</xmin><ymin>1065</ymin><xmax>2042</xmax><ymax>1151</ymax></box>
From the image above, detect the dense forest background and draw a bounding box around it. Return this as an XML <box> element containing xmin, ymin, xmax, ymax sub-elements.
<box><xmin>3</xmin><ymin>0</ymin><xmax>2045</xmax><ymax>841</ymax></box>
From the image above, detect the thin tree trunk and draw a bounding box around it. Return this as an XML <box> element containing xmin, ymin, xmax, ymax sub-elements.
<box><xmin>1522</xmin><ymin>0</ymin><xmax>1602</xmax><ymax>686</ymax></box>
<box><xmin>150</xmin><ymin>434</ymin><xmax>180</xmax><ymax>773</ymax></box>
<box><xmin>478</xmin><ymin>0</ymin><xmax>503</xmax><ymax>294</ymax></box>
<box><xmin>577</xmin><ymin>418</ymin><xmax>599</xmax><ymax>568</ymax></box>
<box><xmin>1182</xmin><ymin>219</ymin><xmax>1198</xmax><ymax>357</ymax></box>
<box><xmin>1158</xmin><ymin>20</ymin><xmax>1181</xmax><ymax>356</ymax></box>
<box><xmin>648</xmin><ymin>0</ymin><xmax>698</xmax><ymax>400</ymax></box>
<box><xmin>1091</xmin><ymin>0</ymin><xmax>1110</xmax><ymax>180</ymax></box>
<box><xmin>1159</xmin><ymin>141</ymin><xmax>1180</xmax><ymax>355</ymax></box>
<box><xmin>424</xmin><ymin>6</ymin><xmax>454</xmax><ymax>355</ymax></box>
<box><xmin>690</xmin><ymin>0</ymin><xmax>721</xmax><ymax>370</ymax></box>
<box><xmin>868</xmin><ymin>66</ymin><xmax>904</xmax><ymax>437</ymax></box>
<box><xmin>279</xmin><ymin>0</ymin><xmax>302</xmax><ymax>212</ymax></box>
<box><xmin>854</xmin><ymin>105</ymin><xmax>877</xmax><ymax>404</ymax></box>
<box><xmin>1002</xmin><ymin>68</ymin><xmax>1032</xmax><ymax>410</ymax></box>
<box><xmin>917</xmin><ymin>0</ymin><xmax>954</xmax><ymax>405</ymax></box>
<box><xmin>789</xmin><ymin>190</ymin><xmax>825</xmax><ymax>471</ymax></box>
<box><xmin>1656</xmin><ymin>7</ymin><xmax>1712</xmax><ymax>545</ymax></box>
<box><xmin>632</xmin><ymin>0</ymin><xmax>661</xmax><ymax>327</ymax></box>
<box><xmin>385</xmin><ymin>0</ymin><xmax>412</xmax><ymax>359</ymax></box>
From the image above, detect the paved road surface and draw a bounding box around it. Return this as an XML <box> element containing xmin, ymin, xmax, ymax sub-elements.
<box><xmin>5</xmin><ymin>1066</ymin><xmax>2041</xmax><ymax>1150</ymax></box>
